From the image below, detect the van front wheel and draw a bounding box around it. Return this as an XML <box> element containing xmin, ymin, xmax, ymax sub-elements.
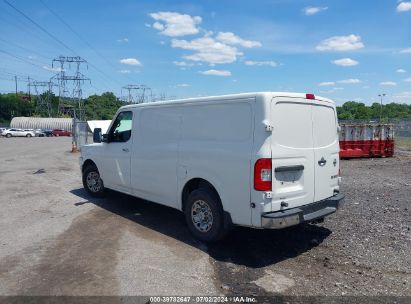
<box><xmin>82</xmin><ymin>165</ymin><xmax>105</xmax><ymax>197</ymax></box>
<box><xmin>185</xmin><ymin>189</ymin><xmax>226</xmax><ymax>242</ymax></box>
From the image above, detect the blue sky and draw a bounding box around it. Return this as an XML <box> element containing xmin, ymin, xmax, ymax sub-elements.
<box><xmin>0</xmin><ymin>0</ymin><xmax>410</xmax><ymax>105</ymax></box>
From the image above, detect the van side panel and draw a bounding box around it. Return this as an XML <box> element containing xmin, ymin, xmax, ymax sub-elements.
<box><xmin>178</xmin><ymin>99</ymin><xmax>255</xmax><ymax>226</ymax></box>
<box><xmin>131</xmin><ymin>107</ymin><xmax>182</xmax><ymax>208</ymax></box>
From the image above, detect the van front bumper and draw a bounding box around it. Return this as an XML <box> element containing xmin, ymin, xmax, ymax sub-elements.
<box><xmin>261</xmin><ymin>193</ymin><xmax>345</xmax><ymax>229</ymax></box>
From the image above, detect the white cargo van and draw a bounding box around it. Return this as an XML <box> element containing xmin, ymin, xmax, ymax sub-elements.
<box><xmin>80</xmin><ymin>92</ymin><xmax>344</xmax><ymax>241</ymax></box>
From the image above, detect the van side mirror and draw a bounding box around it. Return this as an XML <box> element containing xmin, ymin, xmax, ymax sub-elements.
<box><xmin>93</xmin><ymin>128</ymin><xmax>102</xmax><ymax>143</ymax></box>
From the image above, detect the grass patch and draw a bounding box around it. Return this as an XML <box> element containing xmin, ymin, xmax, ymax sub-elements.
<box><xmin>395</xmin><ymin>136</ymin><xmax>411</xmax><ymax>151</ymax></box>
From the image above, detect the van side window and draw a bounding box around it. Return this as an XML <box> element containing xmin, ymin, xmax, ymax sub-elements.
<box><xmin>108</xmin><ymin>111</ymin><xmax>133</xmax><ymax>142</ymax></box>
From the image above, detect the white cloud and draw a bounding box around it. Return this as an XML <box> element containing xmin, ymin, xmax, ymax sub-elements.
<box><xmin>316</xmin><ymin>35</ymin><xmax>364</xmax><ymax>51</ymax></box>
<box><xmin>216</xmin><ymin>32</ymin><xmax>262</xmax><ymax>48</ymax></box>
<box><xmin>173</xmin><ymin>61</ymin><xmax>194</xmax><ymax>67</ymax></box>
<box><xmin>331</xmin><ymin>58</ymin><xmax>359</xmax><ymax>66</ymax></box>
<box><xmin>320</xmin><ymin>87</ymin><xmax>344</xmax><ymax>94</ymax></box>
<box><xmin>404</xmin><ymin>77</ymin><xmax>411</xmax><ymax>82</ymax></box>
<box><xmin>176</xmin><ymin>83</ymin><xmax>190</xmax><ymax>87</ymax></box>
<box><xmin>172</xmin><ymin>36</ymin><xmax>241</xmax><ymax>64</ymax></box>
<box><xmin>244</xmin><ymin>60</ymin><xmax>278</xmax><ymax>67</ymax></box>
<box><xmin>397</xmin><ymin>2</ymin><xmax>411</xmax><ymax>12</ymax></box>
<box><xmin>200</xmin><ymin>69</ymin><xmax>231</xmax><ymax>76</ymax></box>
<box><xmin>119</xmin><ymin>70</ymin><xmax>131</xmax><ymax>74</ymax></box>
<box><xmin>117</xmin><ymin>38</ymin><xmax>129</xmax><ymax>43</ymax></box>
<box><xmin>152</xmin><ymin>22</ymin><xmax>164</xmax><ymax>31</ymax></box>
<box><xmin>149</xmin><ymin>12</ymin><xmax>202</xmax><ymax>37</ymax></box>
<box><xmin>338</xmin><ymin>78</ymin><xmax>361</xmax><ymax>84</ymax></box>
<box><xmin>380</xmin><ymin>81</ymin><xmax>397</xmax><ymax>86</ymax></box>
<box><xmin>119</xmin><ymin>58</ymin><xmax>142</xmax><ymax>66</ymax></box>
<box><xmin>397</xmin><ymin>68</ymin><xmax>406</xmax><ymax>73</ymax></box>
<box><xmin>319</xmin><ymin>81</ymin><xmax>336</xmax><ymax>86</ymax></box>
<box><xmin>399</xmin><ymin>48</ymin><xmax>411</xmax><ymax>53</ymax></box>
<box><xmin>303</xmin><ymin>6</ymin><xmax>328</xmax><ymax>15</ymax></box>
<box><xmin>393</xmin><ymin>91</ymin><xmax>411</xmax><ymax>103</ymax></box>
<box><xmin>43</xmin><ymin>65</ymin><xmax>62</xmax><ymax>72</ymax></box>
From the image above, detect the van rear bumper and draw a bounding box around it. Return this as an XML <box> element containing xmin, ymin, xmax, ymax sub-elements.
<box><xmin>261</xmin><ymin>193</ymin><xmax>345</xmax><ymax>229</ymax></box>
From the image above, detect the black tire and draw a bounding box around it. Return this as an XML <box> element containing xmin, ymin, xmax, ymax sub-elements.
<box><xmin>26</xmin><ymin>134</ymin><xmax>32</xmax><ymax>138</ymax></box>
<box><xmin>82</xmin><ymin>165</ymin><xmax>105</xmax><ymax>197</ymax></box>
<box><xmin>6</xmin><ymin>133</ymin><xmax>11</xmax><ymax>138</ymax></box>
<box><xmin>184</xmin><ymin>188</ymin><xmax>227</xmax><ymax>242</ymax></box>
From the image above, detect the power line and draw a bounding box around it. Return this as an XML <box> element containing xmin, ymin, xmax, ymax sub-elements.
<box><xmin>3</xmin><ymin>0</ymin><xmax>77</xmax><ymax>55</ymax></box>
<box><xmin>0</xmin><ymin>9</ymin><xmax>64</xmax><ymax>54</ymax></box>
<box><xmin>38</xmin><ymin>0</ymin><xmax>135</xmax><ymax>86</ymax></box>
<box><xmin>39</xmin><ymin>0</ymin><xmax>119</xmax><ymax>72</ymax></box>
<box><xmin>0</xmin><ymin>49</ymin><xmax>48</xmax><ymax>70</ymax></box>
<box><xmin>0</xmin><ymin>37</ymin><xmax>51</xmax><ymax>61</ymax></box>
<box><xmin>2</xmin><ymin>0</ymin><xmax>123</xmax><ymax>93</ymax></box>
<box><xmin>0</xmin><ymin>68</ymin><xmax>43</xmax><ymax>80</ymax></box>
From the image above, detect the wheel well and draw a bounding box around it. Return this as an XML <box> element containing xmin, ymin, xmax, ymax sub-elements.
<box><xmin>181</xmin><ymin>178</ymin><xmax>233</xmax><ymax>229</ymax></box>
<box><xmin>82</xmin><ymin>159</ymin><xmax>97</xmax><ymax>172</ymax></box>
<box><xmin>181</xmin><ymin>178</ymin><xmax>221</xmax><ymax>212</ymax></box>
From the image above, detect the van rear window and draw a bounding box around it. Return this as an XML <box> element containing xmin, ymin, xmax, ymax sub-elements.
<box><xmin>312</xmin><ymin>105</ymin><xmax>337</xmax><ymax>147</ymax></box>
<box><xmin>273</xmin><ymin>102</ymin><xmax>313</xmax><ymax>149</ymax></box>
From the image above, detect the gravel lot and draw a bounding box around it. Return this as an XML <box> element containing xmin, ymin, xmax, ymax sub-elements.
<box><xmin>0</xmin><ymin>137</ymin><xmax>410</xmax><ymax>297</ymax></box>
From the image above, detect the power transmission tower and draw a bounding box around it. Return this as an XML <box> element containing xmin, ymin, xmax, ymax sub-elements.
<box><xmin>121</xmin><ymin>84</ymin><xmax>152</xmax><ymax>104</ymax></box>
<box><xmin>29</xmin><ymin>80</ymin><xmax>56</xmax><ymax>117</ymax></box>
<box><xmin>51</xmin><ymin>56</ymin><xmax>90</xmax><ymax>120</ymax></box>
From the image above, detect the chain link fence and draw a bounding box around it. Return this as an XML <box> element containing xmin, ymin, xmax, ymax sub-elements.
<box><xmin>72</xmin><ymin>120</ymin><xmax>90</xmax><ymax>151</ymax></box>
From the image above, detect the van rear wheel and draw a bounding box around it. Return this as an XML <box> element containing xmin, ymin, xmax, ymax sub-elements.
<box><xmin>184</xmin><ymin>189</ymin><xmax>226</xmax><ymax>242</ymax></box>
<box><xmin>82</xmin><ymin>165</ymin><xmax>105</xmax><ymax>197</ymax></box>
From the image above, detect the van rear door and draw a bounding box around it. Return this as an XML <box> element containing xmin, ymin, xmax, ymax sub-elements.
<box><xmin>312</xmin><ymin>102</ymin><xmax>339</xmax><ymax>202</ymax></box>
<box><xmin>270</xmin><ymin>98</ymin><xmax>315</xmax><ymax>211</ymax></box>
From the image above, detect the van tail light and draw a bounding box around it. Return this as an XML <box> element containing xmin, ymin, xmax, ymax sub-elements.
<box><xmin>254</xmin><ymin>158</ymin><xmax>272</xmax><ymax>191</ymax></box>
<box><xmin>306</xmin><ymin>93</ymin><xmax>315</xmax><ymax>100</ymax></box>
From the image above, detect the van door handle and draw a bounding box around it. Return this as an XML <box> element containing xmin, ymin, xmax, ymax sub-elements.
<box><xmin>318</xmin><ymin>157</ymin><xmax>327</xmax><ymax>166</ymax></box>
<box><xmin>122</xmin><ymin>148</ymin><xmax>129</xmax><ymax>152</ymax></box>
<box><xmin>275</xmin><ymin>165</ymin><xmax>304</xmax><ymax>172</ymax></box>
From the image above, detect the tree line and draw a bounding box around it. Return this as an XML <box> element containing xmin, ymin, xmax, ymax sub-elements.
<box><xmin>0</xmin><ymin>92</ymin><xmax>122</xmax><ymax>123</ymax></box>
<box><xmin>336</xmin><ymin>101</ymin><xmax>411</xmax><ymax>121</ymax></box>
<box><xmin>1</xmin><ymin>93</ymin><xmax>411</xmax><ymax>124</ymax></box>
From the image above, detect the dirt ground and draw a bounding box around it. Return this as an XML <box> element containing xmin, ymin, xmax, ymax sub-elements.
<box><xmin>0</xmin><ymin>137</ymin><xmax>410</xmax><ymax>298</ymax></box>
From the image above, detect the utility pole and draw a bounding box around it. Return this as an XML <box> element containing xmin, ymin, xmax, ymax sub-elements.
<box><xmin>378</xmin><ymin>93</ymin><xmax>386</xmax><ymax>123</ymax></box>
<box><xmin>29</xmin><ymin>80</ymin><xmax>56</xmax><ymax>117</ymax></box>
<box><xmin>14</xmin><ymin>75</ymin><xmax>17</xmax><ymax>96</ymax></box>
<box><xmin>121</xmin><ymin>84</ymin><xmax>152</xmax><ymax>103</ymax></box>
<box><xmin>27</xmin><ymin>76</ymin><xmax>31</xmax><ymax>98</ymax></box>
<box><xmin>51</xmin><ymin>56</ymin><xmax>90</xmax><ymax>121</ymax></box>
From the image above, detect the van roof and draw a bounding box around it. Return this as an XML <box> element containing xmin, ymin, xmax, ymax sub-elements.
<box><xmin>120</xmin><ymin>92</ymin><xmax>334</xmax><ymax>109</ymax></box>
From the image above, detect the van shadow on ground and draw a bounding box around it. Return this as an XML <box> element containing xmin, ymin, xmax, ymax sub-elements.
<box><xmin>70</xmin><ymin>188</ymin><xmax>331</xmax><ymax>269</ymax></box>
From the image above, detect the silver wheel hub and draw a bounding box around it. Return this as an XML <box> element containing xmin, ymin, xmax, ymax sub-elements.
<box><xmin>86</xmin><ymin>171</ymin><xmax>102</xmax><ymax>193</ymax></box>
<box><xmin>191</xmin><ymin>200</ymin><xmax>213</xmax><ymax>233</ymax></box>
